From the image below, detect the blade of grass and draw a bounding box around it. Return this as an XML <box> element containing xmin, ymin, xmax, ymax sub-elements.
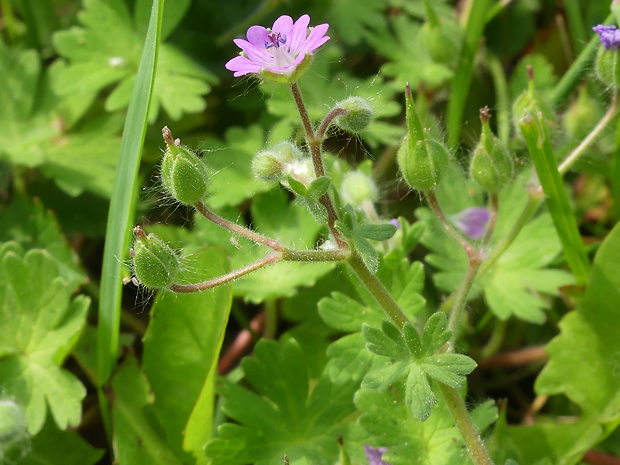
<box><xmin>487</xmin><ymin>54</ymin><xmax>510</xmax><ymax>144</ymax></box>
<box><xmin>447</xmin><ymin>0</ymin><xmax>492</xmax><ymax>148</ymax></box>
<box><xmin>563</xmin><ymin>0</ymin><xmax>587</xmax><ymax>53</ymax></box>
<box><xmin>97</xmin><ymin>0</ymin><xmax>164</xmax><ymax>431</ymax></box>
<box><xmin>519</xmin><ymin>113</ymin><xmax>590</xmax><ymax>286</ymax></box>
<box><xmin>550</xmin><ymin>12</ymin><xmax>613</xmax><ymax>108</ymax></box>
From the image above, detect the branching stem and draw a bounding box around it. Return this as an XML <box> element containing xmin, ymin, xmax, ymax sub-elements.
<box><xmin>439</xmin><ymin>189</ymin><xmax>542</xmax><ymax>314</ymax></box>
<box><xmin>290</xmin><ymin>82</ymin><xmax>347</xmax><ymax>248</ymax></box>
<box><xmin>346</xmin><ymin>252</ymin><xmax>411</xmax><ymax>329</ymax></box>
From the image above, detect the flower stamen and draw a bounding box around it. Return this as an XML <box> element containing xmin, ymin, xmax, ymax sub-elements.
<box><xmin>265</xmin><ymin>31</ymin><xmax>287</xmax><ymax>49</ymax></box>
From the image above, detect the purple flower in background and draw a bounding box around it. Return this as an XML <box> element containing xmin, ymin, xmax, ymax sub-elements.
<box><xmin>451</xmin><ymin>207</ymin><xmax>490</xmax><ymax>239</ymax></box>
<box><xmin>364</xmin><ymin>445</ymin><xmax>392</xmax><ymax>465</ymax></box>
<box><xmin>225</xmin><ymin>15</ymin><xmax>330</xmax><ymax>79</ymax></box>
<box><xmin>593</xmin><ymin>25</ymin><xmax>620</xmax><ymax>50</ymax></box>
<box><xmin>389</xmin><ymin>218</ymin><xmax>401</xmax><ymax>229</ymax></box>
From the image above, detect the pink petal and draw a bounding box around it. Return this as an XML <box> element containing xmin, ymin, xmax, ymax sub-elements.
<box><xmin>304</xmin><ymin>23</ymin><xmax>330</xmax><ymax>52</ymax></box>
<box><xmin>246</xmin><ymin>25</ymin><xmax>269</xmax><ymax>47</ymax></box>
<box><xmin>289</xmin><ymin>15</ymin><xmax>311</xmax><ymax>52</ymax></box>
<box><xmin>233</xmin><ymin>38</ymin><xmax>272</xmax><ymax>65</ymax></box>
<box><xmin>264</xmin><ymin>53</ymin><xmax>307</xmax><ymax>75</ymax></box>
<box><xmin>225</xmin><ymin>55</ymin><xmax>262</xmax><ymax>76</ymax></box>
<box><xmin>272</xmin><ymin>15</ymin><xmax>294</xmax><ymax>36</ymax></box>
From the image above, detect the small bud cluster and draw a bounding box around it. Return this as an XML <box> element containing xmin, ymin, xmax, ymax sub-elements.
<box><xmin>252</xmin><ymin>142</ymin><xmax>304</xmax><ymax>182</ymax></box>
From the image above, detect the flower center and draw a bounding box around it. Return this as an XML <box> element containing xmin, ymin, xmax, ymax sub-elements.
<box><xmin>265</xmin><ymin>31</ymin><xmax>287</xmax><ymax>49</ymax></box>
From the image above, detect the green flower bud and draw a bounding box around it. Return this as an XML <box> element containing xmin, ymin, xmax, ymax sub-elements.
<box><xmin>160</xmin><ymin>127</ymin><xmax>209</xmax><ymax>205</ymax></box>
<box><xmin>512</xmin><ymin>66</ymin><xmax>555</xmax><ymax>133</ymax></box>
<box><xmin>0</xmin><ymin>399</ymin><xmax>30</xmax><ymax>463</ymax></box>
<box><xmin>397</xmin><ymin>84</ymin><xmax>449</xmax><ymax>191</ymax></box>
<box><xmin>418</xmin><ymin>0</ymin><xmax>462</xmax><ymax>65</ymax></box>
<box><xmin>563</xmin><ymin>86</ymin><xmax>603</xmax><ymax>140</ymax></box>
<box><xmin>340</xmin><ymin>171</ymin><xmax>379</xmax><ymax>208</ymax></box>
<box><xmin>470</xmin><ymin>107</ymin><xmax>514</xmax><ymax>192</ymax></box>
<box><xmin>333</xmin><ymin>97</ymin><xmax>374</xmax><ymax>133</ymax></box>
<box><xmin>282</xmin><ymin>157</ymin><xmax>316</xmax><ymax>189</ymax></box>
<box><xmin>131</xmin><ymin>226</ymin><xmax>180</xmax><ymax>289</ymax></box>
<box><xmin>252</xmin><ymin>142</ymin><xmax>303</xmax><ymax>181</ymax></box>
<box><xmin>595</xmin><ymin>44</ymin><xmax>620</xmax><ymax>88</ymax></box>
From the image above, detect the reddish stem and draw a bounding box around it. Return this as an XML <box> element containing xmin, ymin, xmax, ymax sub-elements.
<box><xmin>477</xmin><ymin>345</ymin><xmax>548</xmax><ymax>370</ymax></box>
<box><xmin>218</xmin><ymin>311</ymin><xmax>266</xmax><ymax>375</ymax></box>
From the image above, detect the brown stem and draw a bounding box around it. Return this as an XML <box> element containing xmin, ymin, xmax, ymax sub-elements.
<box><xmin>194</xmin><ymin>202</ymin><xmax>285</xmax><ymax>252</ymax></box>
<box><xmin>583</xmin><ymin>451</ymin><xmax>620</xmax><ymax>465</ymax></box>
<box><xmin>170</xmin><ymin>253</ymin><xmax>282</xmax><ymax>293</ymax></box>
<box><xmin>476</xmin><ymin>345</ymin><xmax>548</xmax><ymax>370</ymax></box>
<box><xmin>218</xmin><ymin>311</ymin><xmax>266</xmax><ymax>375</ymax></box>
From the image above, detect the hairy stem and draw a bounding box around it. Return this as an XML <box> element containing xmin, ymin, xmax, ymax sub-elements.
<box><xmin>290</xmin><ymin>82</ymin><xmax>347</xmax><ymax>248</ymax></box>
<box><xmin>481</xmin><ymin>193</ymin><xmax>499</xmax><ymax>247</ymax></box>
<box><xmin>194</xmin><ymin>202</ymin><xmax>285</xmax><ymax>252</ymax></box>
<box><xmin>439</xmin><ymin>384</ymin><xmax>495</xmax><ymax>465</ymax></box>
<box><xmin>445</xmin><ymin>256</ymin><xmax>482</xmax><ymax>353</ymax></box>
<box><xmin>558</xmin><ymin>94</ymin><xmax>619</xmax><ymax>175</ymax></box>
<box><xmin>316</xmin><ymin>107</ymin><xmax>348</xmax><ymax>141</ymax></box>
<box><xmin>346</xmin><ymin>252</ymin><xmax>411</xmax><ymax>329</ymax></box>
<box><xmin>282</xmin><ymin>248</ymin><xmax>349</xmax><ymax>262</ymax></box>
<box><xmin>170</xmin><ymin>253</ymin><xmax>282</xmax><ymax>293</ymax></box>
<box><xmin>425</xmin><ymin>190</ymin><xmax>476</xmax><ymax>257</ymax></box>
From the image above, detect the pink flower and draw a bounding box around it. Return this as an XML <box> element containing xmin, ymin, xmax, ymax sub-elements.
<box><xmin>451</xmin><ymin>207</ymin><xmax>490</xmax><ymax>239</ymax></box>
<box><xmin>225</xmin><ymin>14</ymin><xmax>330</xmax><ymax>81</ymax></box>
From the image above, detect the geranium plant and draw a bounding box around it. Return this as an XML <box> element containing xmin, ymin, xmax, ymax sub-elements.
<box><xmin>1</xmin><ymin>2</ymin><xmax>620</xmax><ymax>465</ymax></box>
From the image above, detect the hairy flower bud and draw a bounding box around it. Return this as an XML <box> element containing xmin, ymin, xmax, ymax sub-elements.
<box><xmin>131</xmin><ymin>226</ymin><xmax>180</xmax><ymax>289</ymax></box>
<box><xmin>512</xmin><ymin>66</ymin><xmax>555</xmax><ymax>132</ymax></box>
<box><xmin>160</xmin><ymin>127</ymin><xmax>209</xmax><ymax>205</ymax></box>
<box><xmin>470</xmin><ymin>107</ymin><xmax>514</xmax><ymax>192</ymax></box>
<box><xmin>397</xmin><ymin>84</ymin><xmax>449</xmax><ymax>191</ymax></box>
<box><xmin>341</xmin><ymin>171</ymin><xmax>379</xmax><ymax>208</ymax></box>
<box><xmin>252</xmin><ymin>142</ymin><xmax>303</xmax><ymax>181</ymax></box>
<box><xmin>333</xmin><ymin>97</ymin><xmax>374</xmax><ymax>133</ymax></box>
<box><xmin>0</xmin><ymin>399</ymin><xmax>31</xmax><ymax>463</ymax></box>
